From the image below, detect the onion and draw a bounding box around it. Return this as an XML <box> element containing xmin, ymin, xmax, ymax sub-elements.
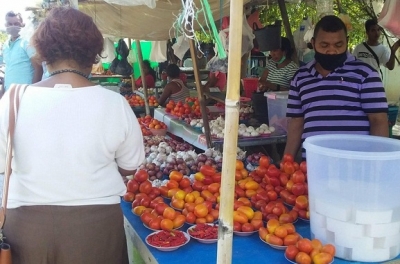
<box><xmin>190</xmin><ymin>165</ymin><xmax>197</xmax><ymax>171</ymax></box>
<box><xmin>148</xmin><ymin>170</ymin><xmax>156</xmax><ymax>176</ymax></box>
<box><xmin>147</xmin><ymin>163</ymin><xmax>155</xmax><ymax>170</ymax></box>
<box><xmin>174</xmin><ymin>165</ymin><xmax>178</xmax><ymax>170</ymax></box>
<box><xmin>176</xmin><ymin>158</ymin><xmax>184</xmax><ymax>164</ymax></box>
<box><xmin>205</xmin><ymin>160</ymin><xmax>213</xmax><ymax>166</ymax></box>
<box><xmin>150</xmin><ymin>176</ymin><xmax>156</xmax><ymax>181</ymax></box>
<box><xmin>162</xmin><ymin>168</ymin><xmax>169</xmax><ymax>174</ymax></box>
<box><xmin>156</xmin><ymin>171</ymin><xmax>163</xmax><ymax>178</ymax></box>
<box><xmin>197</xmin><ymin>161</ymin><xmax>205</xmax><ymax>167</ymax></box>
<box><xmin>166</xmin><ymin>164</ymin><xmax>174</xmax><ymax>170</ymax></box>
<box><xmin>197</xmin><ymin>154</ymin><xmax>207</xmax><ymax>162</ymax></box>
<box><xmin>185</xmin><ymin>168</ymin><xmax>190</xmax><ymax>175</ymax></box>
<box><xmin>177</xmin><ymin>164</ymin><xmax>185</xmax><ymax>170</ymax></box>
<box><xmin>154</xmin><ymin>166</ymin><xmax>160</xmax><ymax>172</ymax></box>
<box><xmin>139</xmin><ymin>164</ymin><xmax>146</xmax><ymax>170</ymax></box>
<box><xmin>179</xmin><ymin>169</ymin><xmax>186</xmax><ymax>175</ymax></box>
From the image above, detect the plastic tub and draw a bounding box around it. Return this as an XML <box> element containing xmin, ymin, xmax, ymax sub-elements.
<box><xmin>304</xmin><ymin>134</ymin><xmax>400</xmax><ymax>262</ymax></box>
<box><xmin>242</xmin><ymin>78</ymin><xmax>258</xmax><ymax>98</ymax></box>
<box><xmin>265</xmin><ymin>91</ymin><xmax>288</xmax><ymax>135</ymax></box>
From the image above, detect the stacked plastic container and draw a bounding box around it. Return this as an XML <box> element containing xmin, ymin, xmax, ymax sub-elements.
<box><xmin>304</xmin><ymin>135</ymin><xmax>400</xmax><ymax>262</ymax></box>
<box><xmin>265</xmin><ymin>91</ymin><xmax>289</xmax><ymax>135</ymax></box>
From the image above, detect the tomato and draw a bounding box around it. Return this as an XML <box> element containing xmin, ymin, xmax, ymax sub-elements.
<box><xmin>285</xmin><ymin>245</ymin><xmax>299</xmax><ymax>260</ymax></box>
<box><xmin>166</xmin><ymin>180</ymin><xmax>179</xmax><ymax>189</ymax></box>
<box><xmin>283</xmin><ymin>154</ymin><xmax>294</xmax><ymax>163</ymax></box>
<box><xmin>321</xmin><ymin>244</ymin><xmax>336</xmax><ymax>256</ymax></box>
<box><xmin>140</xmin><ymin>197</ymin><xmax>151</xmax><ymax>207</ymax></box>
<box><xmin>126</xmin><ymin>180</ymin><xmax>139</xmax><ymax>193</ymax></box>
<box><xmin>233</xmin><ymin>221</ymin><xmax>242</xmax><ymax>232</ymax></box>
<box><xmin>255</xmin><ymin>166</ymin><xmax>268</xmax><ymax>177</ymax></box>
<box><xmin>174</xmin><ymin>190</ymin><xmax>186</xmax><ymax>200</ymax></box>
<box><xmin>169</xmin><ymin>171</ymin><xmax>183</xmax><ymax>182</ymax></box>
<box><xmin>173</xmin><ymin>214</ymin><xmax>186</xmax><ymax>228</ymax></box>
<box><xmin>267</xmin><ymin>166</ymin><xmax>280</xmax><ymax>178</ymax></box>
<box><xmin>200</xmin><ymin>165</ymin><xmax>216</xmax><ymax>177</ymax></box>
<box><xmin>194</xmin><ymin>204</ymin><xmax>208</xmax><ymax>218</ymax></box>
<box><xmin>134</xmin><ymin>170</ymin><xmax>149</xmax><ymax>183</ymax></box>
<box><xmin>179</xmin><ymin>178</ymin><xmax>191</xmax><ymax>188</ymax></box>
<box><xmin>291</xmin><ymin>182</ymin><xmax>306</xmax><ymax>196</ymax></box>
<box><xmin>266</xmin><ymin>218</ymin><xmax>280</xmax><ymax>234</ymax></box>
<box><xmin>210</xmin><ymin>209</ymin><xmax>219</xmax><ymax>220</ymax></box>
<box><xmin>132</xmin><ymin>205</ymin><xmax>146</xmax><ymax>215</ymax></box>
<box><xmin>282</xmin><ymin>223</ymin><xmax>295</xmax><ymax>234</ymax></box>
<box><xmin>279</xmin><ymin>173</ymin><xmax>289</xmax><ymax>186</ymax></box>
<box><xmin>236</xmin><ymin>160</ymin><xmax>245</xmax><ymax>170</ymax></box>
<box><xmin>265</xmin><ymin>234</ymin><xmax>284</xmax><ymax>246</ymax></box>
<box><xmin>300</xmin><ymin>161</ymin><xmax>307</xmax><ymax>173</ymax></box>
<box><xmin>159</xmin><ymin>186</ymin><xmax>169</xmax><ymax>197</ymax></box>
<box><xmin>258</xmin><ymin>156</ymin><xmax>270</xmax><ymax>168</ymax></box>
<box><xmin>163</xmin><ymin>207</ymin><xmax>176</xmax><ymax>220</ymax></box>
<box><xmin>312</xmin><ymin>252</ymin><xmax>333</xmax><ymax>264</ymax></box>
<box><xmin>192</xmin><ymin>180</ymin><xmax>204</xmax><ymax>192</ymax></box>
<box><xmin>123</xmin><ymin>192</ymin><xmax>135</xmax><ymax>202</ymax></box>
<box><xmin>295</xmin><ymin>195</ymin><xmax>309</xmax><ymax>210</ymax></box>
<box><xmin>274</xmin><ymin>225</ymin><xmax>288</xmax><ymax>238</ymax></box>
<box><xmin>289</xmin><ymin>210</ymin><xmax>299</xmax><ymax>221</ymax></box>
<box><xmin>160</xmin><ymin>218</ymin><xmax>174</xmax><ymax>231</ymax></box>
<box><xmin>292</xmin><ymin>170</ymin><xmax>306</xmax><ymax>183</ymax></box>
<box><xmin>267</xmin><ymin>190</ymin><xmax>278</xmax><ymax>201</ymax></box>
<box><xmin>154</xmin><ymin>203</ymin><xmax>168</xmax><ymax>215</ymax></box>
<box><xmin>186</xmin><ymin>212</ymin><xmax>196</xmax><ymax>224</ymax></box>
<box><xmin>244</xmin><ymin>180</ymin><xmax>259</xmax><ymax>190</ymax></box>
<box><xmin>237</xmin><ymin>206</ymin><xmax>255</xmax><ymax>220</ymax></box>
<box><xmin>283</xmin><ymin>162</ymin><xmax>295</xmax><ymax>175</ymax></box>
<box><xmin>297</xmin><ymin>238</ymin><xmax>314</xmax><ymax>254</ymax></box>
<box><xmin>212</xmin><ymin>173</ymin><xmax>221</xmax><ymax>183</ymax></box>
<box><xmin>233</xmin><ymin>211</ymin><xmax>248</xmax><ymax>224</ymax></box>
<box><xmin>148</xmin><ymin>218</ymin><xmax>161</xmax><ymax>230</ymax></box>
<box><xmin>171</xmin><ymin>199</ymin><xmax>185</xmax><ymax>210</ymax></box>
<box><xmin>295</xmin><ymin>252</ymin><xmax>312</xmax><ymax>264</ymax></box>
<box><xmin>311</xmin><ymin>239</ymin><xmax>323</xmax><ymax>251</ymax></box>
<box><xmin>241</xmin><ymin>222</ymin><xmax>255</xmax><ymax>232</ymax></box>
<box><xmin>279</xmin><ymin>213</ymin><xmax>294</xmax><ymax>224</ymax></box>
<box><xmin>194</xmin><ymin>172</ymin><xmax>205</xmax><ymax>181</ymax></box>
<box><xmin>235</xmin><ymin>186</ymin><xmax>246</xmax><ymax>198</ymax></box>
<box><xmin>203</xmin><ymin>176</ymin><xmax>214</xmax><ymax>185</ymax></box>
<box><xmin>141</xmin><ymin>212</ymin><xmax>156</xmax><ymax>226</ymax></box>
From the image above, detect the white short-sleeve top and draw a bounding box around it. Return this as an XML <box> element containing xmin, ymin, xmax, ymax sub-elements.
<box><xmin>0</xmin><ymin>85</ymin><xmax>145</xmax><ymax>208</ymax></box>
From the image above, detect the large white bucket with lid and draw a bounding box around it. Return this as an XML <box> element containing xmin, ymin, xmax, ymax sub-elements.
<box><xmin>304</xmin><ymin>134</ymin><xmax>400</xmax><ymax>262</ymax></box>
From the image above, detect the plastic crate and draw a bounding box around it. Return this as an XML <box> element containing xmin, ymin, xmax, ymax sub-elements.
<box><xmin>242</xmin><ymin>78</ymin><xmax>259</xmax><ymax>98</ymax></box>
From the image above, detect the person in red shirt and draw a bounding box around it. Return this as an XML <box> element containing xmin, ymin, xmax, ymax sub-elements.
<box><xmin>135</xmin><ymin>60</ymin><xmax>156</xmax><ymax>88</ymax></box>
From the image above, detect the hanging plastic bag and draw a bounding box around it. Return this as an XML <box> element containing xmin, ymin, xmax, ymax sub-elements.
<box><xmin>172</xmin><ymin>36</ymin><xmax>190</xmax><ymax>61</ymax></box>
<box><xmin>109</xmin><ymin>39</ymin><xmax>133</xmax><ymax>76</ymax></box>
<box><xmin>378</xmin><ymin>0</ymin><xmax>400</xmax><ymax>37</ymax></box>
<box><xmin>218</xmin><ymin>15</ymin><xmax>255</xmax><ymax>56</ymax></box>
<box><xmin>150</xmin><ymin>41</ymin><xmax>167</xmax><ymax>62</ymax></box>
<box><xmin>253</xmin><ymin>21</ymin><xmax>282</xmax><ymax>52</ymax></box>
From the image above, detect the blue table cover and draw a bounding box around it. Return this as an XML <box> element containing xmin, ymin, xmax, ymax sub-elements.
<box><xmin>121</xmin><ymin>201</ymin><xmax>399</xmax><ymax>264</ymax></box>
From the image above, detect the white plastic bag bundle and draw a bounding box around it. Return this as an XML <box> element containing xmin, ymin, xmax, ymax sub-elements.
<box><xmin>150</xmin><ymin>41</ymin><xmax>167</xmax><ymax>62</ymax></box>
<box><xmin>172</xmin><ymin>36</ymin><xmax>190</xmax><ymax>61</ymax></box>
<box><xmin>218</xmin><ymin>15</ymin><xmax>254</xmax><ymax>56</ymax></box>
<box><xmin>378</xmin><ymin>0</ymin><xmax>400</xmax><ymax>38</ymax></box>
<box><xmin>104</xmin><ymin>0</ymin><xmax>156</xmax><ymax>9</ymax></box>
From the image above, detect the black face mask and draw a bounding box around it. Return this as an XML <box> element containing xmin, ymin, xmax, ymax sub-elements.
<box><xmin>314</xmin><ymin>51</ymin><xmax>347</xmax><ymax>71</ymax></box>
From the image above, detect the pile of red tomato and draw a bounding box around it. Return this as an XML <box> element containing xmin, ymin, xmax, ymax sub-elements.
<box><xmin>165</xmin><ymin>97</ymin><xmax>202</xmax><ymax>118</ymax></box>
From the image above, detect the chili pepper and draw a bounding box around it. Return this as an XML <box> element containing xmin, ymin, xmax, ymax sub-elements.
<box><xmin>189</xmin><ymin>224</ymin><xmax>218</xmax><ymax>239</ymax></box>
<box><xmin>147</xmin><ymin>230</ymin><xmax>187</xmax><ymax>247</ymax></box>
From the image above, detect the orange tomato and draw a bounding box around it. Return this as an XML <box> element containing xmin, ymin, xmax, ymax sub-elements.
<box><xmin>179</xmin><ymin>178</ymin><xmax>191</xmax><ymax>189</ymax></box>
<box><xmin>274</xmin><ymin>225</ymin><xmax>288</xmax><ymax>239</ymax></box>
<box><xmin>312</xmin><ymin>252</ymin><xmax>334</xmax><ymax>264</ymax></box>
<box><xmin>186</xmin><ymin>212</ymin><xmax>196</xmax><ymax>224</ymax></box>
<box><xmin>166</xmin><ymin>180</ymin><xmax>179</xmax><ymax>190</ymax></box>
<box><xmin>194</xmin><ymin>204</ymin><xmax>208</xmax><ymax>218</ymax></box>
<box><xmin>297</xmin><ymin>238</ymin><xmax>314</xmax><ymax>254</ymax></box>
<box><xmin>233</xmin><ymin>211</ymin><xmax>248</xmax><ymax>224</ymax></box>
<box><xmin>163</xmin><ymin>207</ymin><xmax>176</xmax><ymax>220</ymax></box>
<box><xmin>237</xmin><ymin>206</ymin><xmax>255</xmax><ymax>220</ymax></box>
<box><xmin>173</xmin><ymin>214</ymin><xmax>186</xmax><ymax>228</ymax></box>
<box><xmin>160</xmin><ymin>218</ymin><xmax>174</xmax><ymax>231</ymax></box>
<box><xmin>207</xmin><ymin>183</ymin><xmax>221</xmax><ymax>194</ymax></box>
<box><xmin>311</xmin><ymin>239</ymin><xmax>323</xmax><ymax>251</ymax></box>
<box><xmin>295</xmin><ymin>252</ymin><xmax>312</xmax><ymax>264</ymax></box>
<box><xmin>148</xmin><ymin>218</ymin><xmax>161</xmax><ymax>230</ymax></box>
<box><xmin>244</xmin><ymin>180</ymin><xmax>259</xmax><ymax>190</ymax></box>
<box><xmin>321</xmin><ymin>244</ymin><xmax>336</xmax><ymax>256</ymax></box>
<box><xmin>132</xmin><ymin>206</ymin><xmax>146</xmax><ymax>216</ymax></box>
<box><xmin>265</xmin><ymin>234</ymin><xmax>284</xmax><ymax>246</ymax></box>
<box><xmin>236</xmin><ymin>160</ymin><xmax>244</xmax><ymax>170</ymax></box>
<box><xmin>295</xmin><ymin>195</ymin><xmax>309</xmax><ymax>210</ymax></box>
<box><xmin>283</xmin><ymin>234</ymin><xmax>300</xmax><ymax>246</ymax></box>
<box><xmin>237</xmin><ymin>197</ymin><xmax>252</xmax><ymax>207</ymax></box>
<box><xmin>266</xmin><ymin>218</ymin><xmax>280</xmax><ymax>234</ymax></box>
<box><xmin>169</xmin><ymin>171</ymin><xmax>183</xmax><ymax>182</ymax></box>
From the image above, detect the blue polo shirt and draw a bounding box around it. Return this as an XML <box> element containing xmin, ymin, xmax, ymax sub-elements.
<box><xmin>2</xmin><ymin>37</ymin><xmax>35</xmax><ymax>90</ymax></box>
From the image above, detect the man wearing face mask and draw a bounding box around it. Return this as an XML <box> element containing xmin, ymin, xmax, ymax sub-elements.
<box><xmin>0</xmin><ymin>11</ymin><xmax>43</xmax><ymax>98</ymax></box>
<box><xmin>284</xmin><ymin>15</ymin><xmax>388</xmax><ymax>160</ymax></box>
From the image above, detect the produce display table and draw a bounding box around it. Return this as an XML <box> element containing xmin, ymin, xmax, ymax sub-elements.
<box><xmin>121</xmin><ymin>201</ymin><xmax>394</xmax><ymax>264</ymax></box>
<box><xmin>154</xmin><ymin>108</ymin><xmax>287</xmax><ymax>150</ymax></box>
<box><xmin>179</xmin><ymin>67</ymin><xmax>210</xmax><ymax>75</ymax></box>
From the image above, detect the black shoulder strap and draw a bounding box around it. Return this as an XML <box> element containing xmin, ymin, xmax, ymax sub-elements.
<box><xmin>363</xmin><ymin>42</ymin><xmax>383</xmax><ymax>76</ymax></box>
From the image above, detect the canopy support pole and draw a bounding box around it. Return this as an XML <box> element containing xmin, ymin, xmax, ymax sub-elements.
<box><xmin>129</xmin><ymin>39</ymin><xmax>137</xmax><ymax>93</ymax></box>
<box><xmin>277</xmin><ymin>0</ymin><xmax>298</xmax><ymax>64</ymax></box>
<box><xmin>217</xmin><ymin>0</ymin><xmax>243</xmax><ymax>262</ymax></box>
<box><xmin>135</xmin><ymin>39</ymin><xmax>150</xmax><ymax>116</ymax></box>
<box><xmin>188</xmin><ymin>39</ymin><xmax>212</xmax><ymax>148</ymax></box>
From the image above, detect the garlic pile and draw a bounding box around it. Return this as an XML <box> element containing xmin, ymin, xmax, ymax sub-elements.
<box><xmin>239</xmin><ymin>106</ymin><xmax>254</xmax><ymax>114</ymax></box>
<box><xmin>237</xmin><ymin>147</ymin><xmax>246</xmax><ymax>160</ymax></box>
<box><xmin>206</xmin><ymin>116</ymin><xmax>225</xmax><ymax>138</ymax></box>
<box><xmin>238</xmin><ymin>123</ymin><xmax>276</xmax><ymax>137</ymax></box>
<box><xmin>189</xmin><ymin>119</ymin><xmax>204</xmax><ymax>128</ymax></box>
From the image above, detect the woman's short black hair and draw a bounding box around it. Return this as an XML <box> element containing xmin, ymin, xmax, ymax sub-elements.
<box><xmin>280</xmin><ymin>37</ymin><xmax>292</xmax><ymax>58</ymax></box>
<box><xmin>313</xmin><ymin>15</ymin><xmax>347</xmax><ymax>39</ymax></box>
<box><xmin>166</xmin><ymin>64</ymin><xmax>180</xmax><ymax>78</ymax></box>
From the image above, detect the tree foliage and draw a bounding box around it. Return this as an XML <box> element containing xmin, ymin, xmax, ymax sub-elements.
<box><xmin>0</xmin><ymin>32</ymin><xmax>7</xmax><ymax>46</ymax></box>
<box><xmin>258</xmin><ymin>0</ymin><xmax>376</xmax><ymax>49</ymax></box>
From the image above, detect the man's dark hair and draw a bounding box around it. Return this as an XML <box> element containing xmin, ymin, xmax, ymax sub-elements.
<box><xmin>365</xmin><ymin>19</ymin><xmax>378</xmax><ymax>32</ymax></box>
<box><xmin>166</xmin><ymin>64</ymin><xmax>180</xmax><ymax>79</ymax></box>
<box><xmin>5</xmin><ymin>11</ymin><xmax>23</xmax><ymax>22</ymax></box>
<box><xmin>313</xmin><ymin>15</ymin><xmax>347</xmax><ymax>38</ymax></box>
<box><xmin>280</xmin><ymin>37</ymin><xmax>292</xmax><ymax>58</ymax></box>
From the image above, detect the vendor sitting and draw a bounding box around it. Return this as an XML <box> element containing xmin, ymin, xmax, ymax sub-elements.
<box><xmin>202</xmin><ymin>49</ymin><xmax>228</xmax><ymax>92</ymax></box>
<box><xmin>135</xmin><ymin>60</ymin><xmax>156</xmax><ymax>88</ymax></box>
<box><xmin>258</xmin><ymin>37</ymin><xmax>298</xmax><ymax>91</ymax></box>
<box><xmin>158</xmin><ymin>64</ymin><xmax>190</xmax><ymax>107</ymax></box>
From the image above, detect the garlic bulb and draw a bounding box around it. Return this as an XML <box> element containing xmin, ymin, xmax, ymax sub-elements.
<box><xmin>251</xmin><ymin>131</ymin><xmax>260</xmax><ymax>137</ymax></box>
<box><xmin>246</xmin><ymin>126</ymin><xmax>255</xmax><ymax>133</ymax></box>
<box><xmin>243</xmin><ymin>132</ymin><xmax>251</xmax><ymax>137</ymax></box>
<box><xmin>269</xmin><ymin>126</ymin><xmax>276</xmax><ymax>132</ymax></box>
<box><xmin>190</xmin><ymin>120</ymin><xmax>198</xmax><ymax>126</ymax></box>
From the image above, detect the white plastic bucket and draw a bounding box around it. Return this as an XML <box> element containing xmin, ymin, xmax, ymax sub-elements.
<box><xmin>304</xmin><ymin>134</ymin><xmax>400</xmax><ymax>262</ymax></box>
